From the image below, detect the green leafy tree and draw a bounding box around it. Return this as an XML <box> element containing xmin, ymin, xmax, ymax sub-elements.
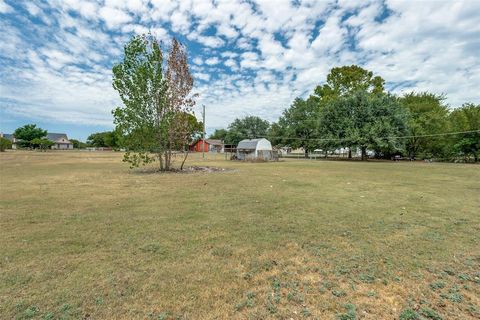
<box><xmin>267</xmin><ymin>122</ymin><xmax>285</xmax><ymax>147</ymax></box>
<box><xmin>318</xmin><ymin>92</ymin><xmax>409</xmax><ymax>160</ymax></box>
<box><xmin>399</xmin><ymin>92</ymin><xmax>450</xmax><ymax>159</ymax></box>
<box><xmin>225</xmin><ymin>116</ymin><xmax>269</xmax><ymax>145</ymax></box>
<box><xmin>449</xmin><ymin>103</ymin><xmax>480</xmax><ymax>162</ymax></box>
<box><xmin>180</xmin><ymin>112</ymin><xmax>203</xmax><ymax>143</ymax></box>
<box><xmin>209</xmin><ymin>129</ymin><xmax>228</xmax><ymax>140</ymax></box>
<box><xmin>175</xmin><ymin>112</ymin><xmax>203</xmax><ymax>169</ymax></box>
<box><xmin>273</xmin><ymin>97</ymin><xmax>321</xmax><ymax>157</ymax></box>
<box><xmin>70</xmin><ymin>139</ymin><xmax>87</xmax><ymax>149</ymax></box>
<box><xmin>311</xmin><ymin>65</ymin><xmax>386</xmax><ymax>157</ymax></box>
<box><xmin>13</xmin><ymin>124</ymin><xmax>47</xmax><ymax>148</ymax></box>
<box><xmin>30</xmin><ymin>138</ymin><xmax>54</xmax><ymax>151</ymax></box>
<box><xmin>112</xmin><ymin>35</ymin><xmax>196</xmax><ymax>171</ymax></box>
<box><xmin>313</xmin><ymin>65</ymin><xmax>385</xmax><ymax>102</ymax></box>
<box><xmin>86</xmin><ymin>131</ymin><xmax>120</xmax><ymax>148</ymax></box>
<box><xmin>0</xmin><ymin>137</ymin><xmax>12</xmax><ymax>151</ymax></box>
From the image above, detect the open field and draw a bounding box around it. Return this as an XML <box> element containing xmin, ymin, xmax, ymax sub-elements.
<box><xmin>0</xmin><ymin>151</ymin><xmax>479</xmax><ymax>319</ymax></box>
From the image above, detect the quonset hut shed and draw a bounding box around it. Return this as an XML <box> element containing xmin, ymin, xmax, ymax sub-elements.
<box><xmin>236</xmin><ymin>138</ymin><xmax>275</xmax><ymax>161</ymax></box>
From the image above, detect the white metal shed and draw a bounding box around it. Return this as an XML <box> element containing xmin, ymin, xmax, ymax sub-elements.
<box><xmin>236</xmin><ymin>138</ymin><xmax>275</xmax><ymax>160</ymax></box>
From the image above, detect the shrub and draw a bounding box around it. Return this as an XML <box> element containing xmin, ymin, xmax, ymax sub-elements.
<box><xmin>0</xmin><ymin>137</ymin><xmax>12</xmax><ymax>151</ymax></box>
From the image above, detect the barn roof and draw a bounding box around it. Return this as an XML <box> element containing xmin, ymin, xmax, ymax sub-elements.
<box><xmin>237</xmin><ymin>138</ymin><xmax>264</xmax><ymax>150</ymax></box>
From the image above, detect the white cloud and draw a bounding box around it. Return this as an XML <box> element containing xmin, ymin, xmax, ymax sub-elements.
<box><xmin>224</xmin><ymin>58</ymin><xmax>238</xmax><ymax>70</ymax></box>
<box><xmin>170</xmin><ymin>10</ymin><xmax>190</xmax><ymax>33</ymax></box>
<box><xmin>205</xmin><ymin>57</ymin><xmax>220</xmax><ymax>65</ymax></box>
<box><xmin>0</xmin><ymin>0</ymin><xmax>13</xmax><ymax>13</ymax></box>
<box><xmin>240</xmin><ymin>51</ymin><xmax>260</xmax><ymax>69</ymax></box>
<box><xmin>188</xmin><ymin>31</ymin><xmax>225</xmax><ymax>48</ymax></box>
<box><xmin>24</xmin><ymin>2</ymin><xmax>41</xmax><ymax>16</ymax></box>
<box><xmin>311</xmin><ymin>13</ymin><xmax>346</xmax><ymax>54</ymax></box>
<box><xmin>217</xmin><ymin>23</ymin><xmax>238</xmax><ymax>39</ymax></box>
<box><xmin>195</xmin><ymin>72</ymin><xmax>210</xmax><ymax>81</ymax></box>
<box><xmin>1</xmin><ymin>0</ymin><xmax>479</xmax><ymax>133</ymax></box>
<box><xmin>99</xmin><ymin>6</ymin><xmax>132</xmax><ymax>28</ymax></box>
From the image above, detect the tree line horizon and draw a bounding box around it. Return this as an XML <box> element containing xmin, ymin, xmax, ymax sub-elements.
<box><xmin>209</xmin><ymin>65</ymin><xmax>479</xmax><ymax>162</ymax></box>
<box><xmin>2</xmin><ymin>35</ymin><xmax>478</xmax><ymax>164</ymax></box>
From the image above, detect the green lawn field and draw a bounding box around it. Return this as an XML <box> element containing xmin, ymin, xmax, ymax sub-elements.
<box><xmin>0</xmin><ymin>151</ymin><xmax>479</xmax><ymax>319</ymax></box>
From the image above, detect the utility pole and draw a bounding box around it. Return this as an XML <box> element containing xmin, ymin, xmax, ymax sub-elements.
<box><xmin>202</xmin><ymin>104</ymin><xmax>205</xmax><ymax>160</ymax></box>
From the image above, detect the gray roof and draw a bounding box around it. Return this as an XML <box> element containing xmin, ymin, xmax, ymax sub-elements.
<box><xmin>237</xmin><ymin>138</ymin><xmax>263</xmax><ymax>150</ymax></box>
<box><xmin>46</xmin><ymin>133</ymin><xmax>69</xmax><ymax>142</ymax></box>
<box><xmin>1</xmin><ymin>133</ymin><xmax>14</xmax><ymax>141</ymax></box>
<box><xmin>206</xmin><ymin>139</ymin><xmax>223</xmax><ymax>146</ymax></box>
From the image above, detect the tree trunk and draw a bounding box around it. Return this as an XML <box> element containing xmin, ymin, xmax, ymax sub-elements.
<box><xmin>158</xmin><ymin>152</ymin><xmax>164</xmax><ymax>171</ymax></box>
<box><xmin>348</xmin><ymin>148</ymin><xmax>352</xmax><ymax>159</ymax></box>
<box><xmin>361</xmin><ymin>146</ymin><xmax>367</xmax><ymax>161</ymax></box>
<box><xmin>325</xmin><ymin>150</ymin><xmax>328</xmax><ymax>158</ymax></box>
<box><xmin>164</xmin><ymin>151</ymin><xmax>170</xmax><ymax>171</ymax></box>
<box><xmin>180</xmin><ymin>150</ymin><xmax>189</xmax><ymax>170</ymax></box>
<box><xmin>304</xmin><ymin>150</ymin><xmax>309</xmax><ymax>159</ymax></box>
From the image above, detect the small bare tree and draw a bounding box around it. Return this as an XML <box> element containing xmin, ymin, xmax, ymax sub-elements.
<box><xmin>165</xmin><ymin>38</ymin><xmax>198</xmax><ymax>170</ymax></box>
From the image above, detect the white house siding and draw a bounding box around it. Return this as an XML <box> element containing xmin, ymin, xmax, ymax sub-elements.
<box><xmin>53</xmin><ymin>143</ymin><xmax>73</xmax><ymax>150</ymax></box>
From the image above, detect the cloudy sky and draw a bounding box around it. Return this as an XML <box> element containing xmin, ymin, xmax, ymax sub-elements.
<box><xmin>1</xmin><ymin>0</ymin><xmax>479</xmax><ymax>140</ymax></box>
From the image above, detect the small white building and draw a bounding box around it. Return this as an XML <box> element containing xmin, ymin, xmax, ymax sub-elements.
<box><xmin>236</xmin><ymin>138</ymin><xmax>276</xmax><ymax>161</ymax></box>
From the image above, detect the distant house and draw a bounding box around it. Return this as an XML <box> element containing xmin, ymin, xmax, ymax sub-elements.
<box><xmin>47</xmin><ymin>133</ymin><xmax>73</xmax><ymax>149</ymax></box>
<box><xmin>190</xmin><ymin>139</ymin><xmax>224</xmax><ymax>153</ymax></box>
<box><xmin>0</xmin><ymin>133</ymin><xmax>19</xmax><ymax>149</ymax></box>
<box><xmin>0</xmin><ymin>132</ymin><xmax>73</xmax><ymax>149</ymax></box>
<box><xmin>236</xmin><ymin>138</ymin><xmax>276</xmax><ymax>161</ymax></box>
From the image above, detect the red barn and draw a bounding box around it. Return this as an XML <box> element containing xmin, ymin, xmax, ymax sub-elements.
<box><xmin>189</xmin><ymin>139</ymin><xmax>210</xmax><ymax>152</ymax></box>
<box><xmin>189</xmin><ymin>139</ymin><xmax>224</xmax><ymax>152</ymax></box>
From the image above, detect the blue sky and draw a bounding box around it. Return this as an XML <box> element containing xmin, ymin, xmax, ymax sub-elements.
<box><xmin>1</xmin><ymin>0</ymin><xmax>479</xmax><ymax>141</ymax></box>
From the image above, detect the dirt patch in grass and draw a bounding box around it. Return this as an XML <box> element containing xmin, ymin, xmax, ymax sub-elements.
<box><xmin>133</xmin><ymin>165</ymin><xmax>234</xmax><ymax>174</ymax></box>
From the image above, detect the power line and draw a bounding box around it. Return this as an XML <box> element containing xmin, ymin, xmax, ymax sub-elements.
<box><xmin>259</xmin><ymin>129</ymin><xmax>480</xmax><ymax>142</ymax></box>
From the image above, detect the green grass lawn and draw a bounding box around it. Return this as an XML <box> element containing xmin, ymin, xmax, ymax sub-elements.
<box><xmin>1</xmin><ymin>151</ymin><xmax>479</xmax><ymax>319</ymax></box>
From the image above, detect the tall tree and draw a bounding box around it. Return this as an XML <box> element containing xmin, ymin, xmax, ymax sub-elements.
<box><xmin>318</xmin><ymin>92</ymin><xmax>409</xmax><ymax>160</ymax></box>
<box><xmin>165</xmin><ymin>38</ymin><xmax>197</xmax><ymax>170</ymax></box>
<box><xmin>449</xmin><ymin>103</ymin><xmax>480</xmax><ymax>162</ymax></box>
<box><xmin>113</xmin><ymin>34</ymin><xmax>168</xmax><ymax>169</ymax></box>
<box><xmin>13</xmin><ymin>124</ymin><xmax>47</xmax><ymax>148</ymax></box>
<box><xmin>274</xmin><ymin>97</ymin><xmax>321</xmax><ymax>157</ymax></box>
<box><xmin>399</xmin><ymin>92</ymin><xmax>450</xmax><ymax>159</ymax></box>
<box><xmin>87</xmin><ymin>131</ymin><xmax>120</xmax><ymax>148</ymax></box>
<box><xmin>313</xmin><ymin>65</ymin><xmax>385</xmax><ymax>101</ymax></box>
<box><xmin>209</xmin><ymin>129</ymin><xmax>228</xmax><ymax>140</ymax></box>
<box><xmin>312</xmin><ymin>65</ymin><xmax>386</xmax><ymax>157</ymax></box>
<box><xmin>112</xmin><ymin>35</ymin><xmax>196</xmax><ymax>171</ymax></box>
<box><xmin>225</xmin><ymin>116</ymin><xmax>269</xmax><ymax>145</ymax></box>
<box><xmin>267</xmin><ymin>122</ymin><xmax>285</xmax><ymax>147</ymax></box>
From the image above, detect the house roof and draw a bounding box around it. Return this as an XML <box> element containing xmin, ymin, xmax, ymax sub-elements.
<box><xmin>205</xmin><ymin>139</ymin><xmax>223</xmax><ymax>146</ymax></box>
<box><xmin>46</xmin><ymin>133</ymin><xmax>70</xmax><ymax>142</ymax></box>
<box><xmin>1</xmin><ymin>133</ymin><xmax>14</xmax><ymax>141</ymax></box>
<box><xmin>1</xmin><ymin>132</ymin><xmax>72</xmax><ymax>143</ymax></box>
<box><xmin>237</xmin><ymin>138</ymin><xmax>264</xmax><ymax>150</ymax></box>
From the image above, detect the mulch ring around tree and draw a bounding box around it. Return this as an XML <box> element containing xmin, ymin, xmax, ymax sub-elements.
<box><xmin>133</xmin><ymin>166</ymin><xmax>235</xmax><ymax>174</ymax></box>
